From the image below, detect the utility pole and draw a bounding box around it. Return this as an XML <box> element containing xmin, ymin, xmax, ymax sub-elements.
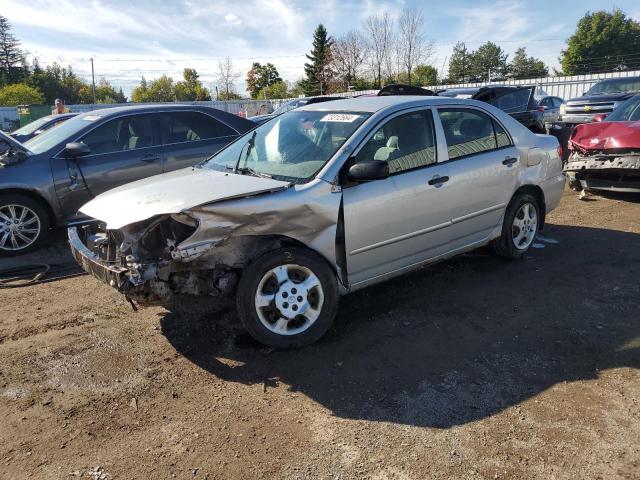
<box><xmin>90</xmin><ymin>58</ymin><xmax>96</xmax><ymax>104</ymax></box>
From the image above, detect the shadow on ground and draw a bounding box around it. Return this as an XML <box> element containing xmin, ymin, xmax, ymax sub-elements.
<box><xmin>161</xmin><ymin>223</ymin><xmax>636</xmax><ymax>427</ymax></box>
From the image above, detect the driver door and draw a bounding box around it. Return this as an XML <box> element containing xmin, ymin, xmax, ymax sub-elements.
<box><xmin>342</xmin><ymin>108</ymin><xmax>452</xmax><ymax>287</ymax></box>
<box><xmin>52</xmin><ymin>114</ymin><xmax>163</xmax><ymax>221</ymax></box>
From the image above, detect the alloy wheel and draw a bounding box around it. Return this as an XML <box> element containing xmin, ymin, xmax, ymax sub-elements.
<box><xmin>511</xmin><ymin>202</ymin><xmax>537</xmax><ymax>251</ymax></box>
<box><xmin>0</xmin><ymin>204</ymin><xmax>41</xmax><ymax>251</ymax></box>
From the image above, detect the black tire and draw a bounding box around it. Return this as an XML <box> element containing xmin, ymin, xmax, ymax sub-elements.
<box><xmin>492</xmin><ymin>193</ymin><xmax>540</xmax><ymax>260</ymax></box>
<box><xmin>0</xmin><ymin>193</ymin><xmax>50</xmax><ymax>256</ymax></box>
<box><xmin>236</xmin><ymin>247</ymin><xmax>339</xmax><ymax>348</ymax></box>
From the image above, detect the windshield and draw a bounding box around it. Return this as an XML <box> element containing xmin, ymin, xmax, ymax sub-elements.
<box><xmin>202</xmin><ymin>110</ymin><xmax>370</xmax><ymax>183</ymax></box>
<box><xmin>272</xmin><ymin>99</ymin><xmax>307</xmax><ymax>116</ymax></box>
<box><xmin>24</xmin><ymin>113</ymin><xmax>102</xmax><ymax>154</ymax></box>
<box><xmin>605</xmin><ymin>95</ymin><xmax>640</xmax><ymax>122</ymax></box>
<box><xmin>12</xmin><ymin>116</ymin><xmax>52</xmax><ymax>136</ymax></box>
<box><xmin>587</xmin><ymin>78</ymin><xmax>640</xmax><ymax>95</ymax></box>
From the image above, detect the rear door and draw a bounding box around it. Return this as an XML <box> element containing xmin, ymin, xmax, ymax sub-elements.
<box><xmin>474</xmin><ymin>86</ymin><xmax>535</xmax><ymax>125</ymax></box>
<box><xmin>342</xmin><ymin>108</ymin><xmax>452</xmax><ymax>287</ymax></box>
<box><xmin>53</xmin><ymin>114</ymin><xmax>163</xmax><ymax>220</ymax></box>
<box><xmin>435</xmin><ymin>107</ymin><xmax>519</xmax><ymax>248</ymax></box>
<box><xmin>159</xmin><ymin>110</ymin><xmax>239</xmax><ymax>172</ymax></box>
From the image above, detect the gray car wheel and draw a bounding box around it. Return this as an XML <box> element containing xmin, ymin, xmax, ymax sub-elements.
<box><xmin>0</xmin><ymin>194</ymin><xmax>50</xmax><ymax>256</ymax></box>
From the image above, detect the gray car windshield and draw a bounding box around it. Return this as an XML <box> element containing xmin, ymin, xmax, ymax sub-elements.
<box><xmin>12</xmin><ymin>116</ymin><xmax>52</xmax><ymax>136</ymax></box>
<box><xmin>24</xmin><ymin>113</ymin><xmax>102</xmax><ymax>154</ymax></box>
<box><xmin>202</xmin><ymin>110</ymin><xmax>370</xmax><ymax>183</ymax></box>
<box><xmin>606</xmin><ymin>95</ymin><xmax>640</xmax><ymax>122</ymax></box>
<box><xmin>587</xmin><ymin>78</ymin><xmax>640</xmax><ymax>95</ymax></box>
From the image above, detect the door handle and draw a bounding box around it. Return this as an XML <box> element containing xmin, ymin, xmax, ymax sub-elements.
<box><xmin>141</xmin><ymin>154</ymin><xmax>160</xmax><ymax>163</ymax></box>
<box><xmin>502</xmin><ymin>156</ymin><xmax>518</xmax><ymax>166</ymax></box>
<box><xmin>428</xmin><ymin>175</ymin><xmax>450</xmax><ymax>187</ymax></box>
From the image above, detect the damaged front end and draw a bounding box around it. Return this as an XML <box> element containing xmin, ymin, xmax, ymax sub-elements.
<box><xmin>564</xmin><ymin>121</ymin><xmax>640</xmax><ymax>193</ymax></box>
<box><xmin>69</xmin><ymin>213</ymin><xmax>238</xmax><ymax>305</ymax></box>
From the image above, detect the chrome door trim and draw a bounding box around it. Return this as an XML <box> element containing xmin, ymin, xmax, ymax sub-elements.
<box><xmin>349</xmin><ymin>219</ymin><xmax>452</xmax><ymax>256</ymax></box>
<box><xmin>451</xmin><ymin>203</ymin><xmax>506</xmax><ymax>224</ymax></box>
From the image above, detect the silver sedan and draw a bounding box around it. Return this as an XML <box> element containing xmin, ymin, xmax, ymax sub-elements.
<box><xmin>70</xmin><ymin>96</ymin><xmax>565</xmax><ymax>348</ymax></box>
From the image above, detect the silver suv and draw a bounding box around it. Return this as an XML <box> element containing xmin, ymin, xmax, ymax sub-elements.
<box><xmin>70</xmin><ymin>96</ymin><xmax>565</xmax><ymax>348</ymax></box>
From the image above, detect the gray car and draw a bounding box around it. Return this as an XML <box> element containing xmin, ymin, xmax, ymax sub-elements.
<box><xmin>70</xmin><ymin>96</ymin><xmax>565</xmax><ymax>348</ymax></box>
<box><xmin>0</xmin><ymin>104</ymin><xmax>253</xmax><ymax>255</ymax></box>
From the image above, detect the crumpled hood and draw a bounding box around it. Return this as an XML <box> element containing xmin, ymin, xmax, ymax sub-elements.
<box><xmin>570</xmin><ymin>121</ymin><xmax>640</xmax><ymax>152</ymax></box>
<box><xmin>79</xmin><ymin>167</ymin><xmax>291</xmax><ymax>229</ymax></box>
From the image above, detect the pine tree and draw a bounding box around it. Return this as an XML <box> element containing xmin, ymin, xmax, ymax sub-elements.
<box><xmin>447</xmin><ymin>42</ymin><xmax>470</xmax><ymax>83</ymax></box>
<box><xmin>302</xmin><ymin>24</ymin><xmax>334</xmax><ymax>96</ymax></box>
<box><xmin>0</xmin><ymin>15</ymin><xmax>26</xmax><ymax>85</ymax></box>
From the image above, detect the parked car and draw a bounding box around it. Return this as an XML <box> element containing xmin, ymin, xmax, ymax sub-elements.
<box><xmin>537</xmin><ymin>96</ymin><xmax>564</xmax><ymax>123</ymax></box>
<box><xmin>69</xmin><ymin>96</ymin><xmax>564</xmax><ymax>348</ymax></box>
<box><xmin>0</xmin><ymin>104</ymin><xmax>254</xmax><ymax>255</ymax></box>
<box><xmin>10</xmin><ymin>112</ymin><xmax>77</xmax><ymax>143</ymax></box>
<box><xmin>560</xmin><ymin>76</ymin><xmax>640</xmax><ymax>126</ymax></box>
<box><xmin>564</xmin><ymin>94</ymin><xmax>640</xmax><ymax>193</ymax></box>
<box><xmin>250</xmin><ymin>96</ymin><xmax>345</xmax><ymax>124</ymax></box>
<box><xmin>438</xmin><ymin>85</ymin><xmax>546</xmax><ymax>132</ymax></box>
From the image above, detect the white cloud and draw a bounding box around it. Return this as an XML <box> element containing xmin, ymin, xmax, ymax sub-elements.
<box><xmin>224</xmin><ymin>13</ymin><xmax>242</xmax><ymax>26</ymax></box>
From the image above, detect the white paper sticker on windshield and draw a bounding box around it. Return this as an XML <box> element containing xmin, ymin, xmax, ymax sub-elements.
<box><xmin>320</xmin><ymin>113</ymin><xmax>360</xmax><ymax>123</ymax></box>
<box><xmin>82</xmin><ymin>115</ymin><xmax>102</xmax><ymax>121</ymax></box>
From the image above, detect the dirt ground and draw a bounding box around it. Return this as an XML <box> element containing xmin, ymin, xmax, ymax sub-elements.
<box><xmin>0</xmin><ymin>187</ymin><xmax>639</xmax><ymax>480</ymax></box>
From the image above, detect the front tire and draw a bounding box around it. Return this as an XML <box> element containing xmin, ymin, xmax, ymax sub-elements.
<box><xmin>0</xmin><ymin>194</ymin><xmax>50</xmax><ymax>256</ymax></box>
<box><xmin>492</xmin><ymin>193</ymin><xmax>540</xmax><ymax>260</ymax></box>
<box><xmin>236</xmin><ymin>247</ymin><xmax>339</xmax><ymax>348</ymax></box>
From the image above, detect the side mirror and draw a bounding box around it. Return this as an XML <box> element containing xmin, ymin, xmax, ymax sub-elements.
<box><xmin>65</xmin><ymin>142</ymin><xmax>90</xmax><ymax>158</ymax></box>
<box><xmin>347</xmin><ymin>160</ymin><xmax>390</xmax><ymax>182</ymax></box>
<box><xmin>592</xmin><ymin>113</ymin><xmax>607</xmax><ymax>122</ymax></box>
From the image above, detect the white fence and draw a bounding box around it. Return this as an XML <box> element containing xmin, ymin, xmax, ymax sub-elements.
<box><xmin>2</xmin><ymin>69</ymin><xmax>640</xmax><ymax>132</ymax></box>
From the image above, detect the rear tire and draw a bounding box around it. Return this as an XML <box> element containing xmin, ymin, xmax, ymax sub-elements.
<box><xmin>236</xmin><ymin>247</ymin><xmax>339</xmax><ymax>348</ymax></box>
<box><xmin>492</xmin><ymin>193</ymin><xmax>540</xmax><ymax>260</ymax></box>
<box><xmin>0</xmin><ymin>194</ymin><xmax>50</xmax><ymax>256</ymax></box>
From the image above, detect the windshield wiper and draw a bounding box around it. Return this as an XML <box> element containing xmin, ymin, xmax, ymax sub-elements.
<box><xmin>233</xmin><ymin>131</ymin><xmax>256</xmax><ymax>173</ymax></box>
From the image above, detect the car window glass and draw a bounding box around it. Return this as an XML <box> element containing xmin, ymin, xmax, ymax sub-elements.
<box><xmin>552</xmin><ymin>98</ymin><xmax>562</xmax><ymax>108</ymax></box>
<box><xmin>490</xmin><ymin>89</ymin><xmax>531</xmax><ymax>113</ymax></box>
<box><xmin>539</xmin><ymin>98</ymin><xmax>550</xmax><ymax>108</ymax></box>
<box><xmin>438</xmin><ymin>108</ymin><xmax>507</xmax><ymax>159</ymax></box>
<box><xmin>354</xmin><ymin>110</ymin><xmax>436</xmax><ymax>174</ymax></box>
<box><xmin>80</xmin><ymin>115</ymin><xmax>156</xmax><ymax>155</ymax></box>
<box><xmin>493</xmin><ymin>120</ymin><xmax>511</xmax><ymax>148</ymax></box>
<box><xmin>161</xmin><ymin>112</ymin><xmax>236</xmax><ymax>144</ymax></box>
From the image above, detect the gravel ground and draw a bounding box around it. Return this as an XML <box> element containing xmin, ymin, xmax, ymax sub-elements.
<box><xmin>0</xmin><ymin>187</ymin><xmax>639</xmax><ymax>480</ymax></box>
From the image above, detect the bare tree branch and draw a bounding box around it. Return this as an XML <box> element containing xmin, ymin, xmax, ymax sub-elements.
<box><xmin>332</xmin><ymin>29</ymin><xmax>367</xmax><ymax>89</ymax></box>
<box><xmin>364</xmin><ymin>11</ymin><xmax>393</xmax><ymax>88</ymax></box>
<box><xmin>398</xmin><ymin>8</ymin><xmax>432</xmax><ymax>85</ymax></box>
<box><xmin>216</xmin><ymin>57</ymin><xmax>240</xmax><ymax>98</ymax></box>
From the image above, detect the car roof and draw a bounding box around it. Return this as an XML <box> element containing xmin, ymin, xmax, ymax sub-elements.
<box><xmin>298</xmin><ymin>95</ymin><xmax>481</xmax><ymax>113</ymax></box>
<box><xmin>73</xmin><ymin>103</ymin><xmax>254</xmax><ymax>132</ymax></box>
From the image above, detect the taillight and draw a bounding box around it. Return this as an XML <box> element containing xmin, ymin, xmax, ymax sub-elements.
<box><xmin>537</xmin><ymin>106</ymin><xmax>545</xmax><ymax>112</ymax></box>
<box><xmin>557</xmin><ymin>144</ymin><xmax>564</xmax><ymax>159</ymax></box>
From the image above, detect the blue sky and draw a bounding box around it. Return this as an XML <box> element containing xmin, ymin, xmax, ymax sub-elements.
<box><xmin>1</xmin><ymin>0</ymin><xmax>639</xmax><ymax>96</ymax></box>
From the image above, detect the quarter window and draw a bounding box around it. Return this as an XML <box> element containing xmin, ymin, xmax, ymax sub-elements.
<box><xmin>354</xmin><ymin>110</ymin><xmax>436</xmax><ymax>174</ymax></box>
<box><xmin>79</xmin><ymin>115</ymin><xmax>156</xmax><ymax>155</ymax></box>
<box><xmin>438</xmin><ymin>108</ymin><xmax>511</xmax><ymax>160</ymax></box>
<box><xmin>160</xmin><ymin>111</ymin><xmax>236</xmax><ymax>144</ymax></box>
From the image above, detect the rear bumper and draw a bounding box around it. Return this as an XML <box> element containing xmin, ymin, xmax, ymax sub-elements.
<box><xmin>541</xmin><ymin>174</ymin><xmax>566</xmax><ymax>213</ymax></box>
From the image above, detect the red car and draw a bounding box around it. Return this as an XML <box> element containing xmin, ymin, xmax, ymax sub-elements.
<box><xmin>564</xmin><ymin>95</ymin><xmax>640</xmax><ymax>193</ymax></box>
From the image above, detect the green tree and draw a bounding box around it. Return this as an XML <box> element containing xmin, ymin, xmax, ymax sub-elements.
<box><xmin>27</xmin><ymin>62</ymin><xmax>89</xmax><ymax>104</ymax></box>
<box><xmin>0</xmin><ymin>83</ymin><xmax>44</xmax><ymax>105</ymax></box>
<box><xmin>174</xmin><ymin>68</ymin><xmax>211</xmax><ymax>101</ymax></box>
<box><xmin>469</xmin><ymin>41</ymin><xmax>508</xmax><ymax>82</ymax></box>
<box><xmin>0</xmin><ymin>15</ymin><xmax>27</xmax><ymax>85</ymax></box>
<box><xmin>447</xmin><ymin>42</ymin><xmax>471</xmax><ymax>83</ymax></box>
<box><xmin>508</xmin><ymin>47</ymin><xmax>548</xmax><ymax>79</ymax></box>
<box><xmin>131</xmin><ymin>75</ymin><xmax>175</xmax><ymax>102</ymax></box>
<box><xmin>260</xmin><ymin>80</ymin><xmax>290</xmax><ymax>99</ymax></box>
<box><xmin>245</xmin><ymin>62</ymin><xmax>282</xmax><ymax>99</ymax></box>
<box><xmin>131</xmin><ymin>76</ymin><xmax>149</xmax><ymax>102</ymax></box>
<box><xmin>412</xmin><ymin>64</ymin><xmax>438</xmax><ymax>86</ymax></box>
<box><xmin>560</xmin><ymin>9</ymin><xmax>640</xmax><ymax>75</ymax></box>
<box><xmin>218</xmin><ymin>90</ymin><xmax>242</xmax><ymax>100</ymax></box>
<box><xmin>301</xmin><ymin>24</ymin><xmax>334</xmax><ymax>96</ymax></box>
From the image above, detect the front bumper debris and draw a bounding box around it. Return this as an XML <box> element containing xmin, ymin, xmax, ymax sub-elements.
<box><xmin>563</xmin><ymin>153</ymin><xmax>640</xmax><ymax>193</ymax></box>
